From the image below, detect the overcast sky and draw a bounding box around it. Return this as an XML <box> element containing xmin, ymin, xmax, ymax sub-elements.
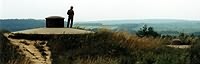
<box><xmin>1</xmin><ymin>0</ymin><xmax>200</xmax><ymax>21</ymax></box>
<box><xmin>0</xmin><ymin>0</ymin><xmax>2</xmax><ymax>18</ymax></box>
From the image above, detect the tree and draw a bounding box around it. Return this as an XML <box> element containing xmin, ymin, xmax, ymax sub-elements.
<box><xmin>136</xmin><ymin>25</ymin><xmax>160</xmax><ymax>37</ymax></box>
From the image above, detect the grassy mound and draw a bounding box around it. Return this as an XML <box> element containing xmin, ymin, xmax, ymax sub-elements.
<box><xmin>47</xmin><ymin>30</ymin><xmax>190</xmax><ymax>64</ymax></box>
<box><xmin>2</xmin><ymin>29</ymin><xmax>200</xmax><ymax>64</ymax></box>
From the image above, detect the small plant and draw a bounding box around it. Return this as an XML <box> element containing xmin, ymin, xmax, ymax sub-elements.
<box><xmin>73</xmin><ymin>26</ymin><xmax>86</xmax><ymax>30</ymax></box>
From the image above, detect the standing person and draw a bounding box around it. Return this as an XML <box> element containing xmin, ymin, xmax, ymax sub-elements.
<box><xmin>67</xmin><ymin>6</ymin><xmax>74</xmax><ymax>28</ymax></box>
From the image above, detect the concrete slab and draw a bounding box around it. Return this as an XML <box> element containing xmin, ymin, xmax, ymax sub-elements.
<box><xmin>166</xmin><ymin>45</ymin><xmax>191</xmax><ymax>49</ymax></box>
<box><xmin>12</xmin><ymin>28</ymin><xmax>93</xmax><ymax>34</ymax></box>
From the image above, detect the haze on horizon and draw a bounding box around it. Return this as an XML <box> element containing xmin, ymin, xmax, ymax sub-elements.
<box><xmin>1</xmin><ymin>0</ymin><xmax>200</xmax><ymax>21</ymax></box>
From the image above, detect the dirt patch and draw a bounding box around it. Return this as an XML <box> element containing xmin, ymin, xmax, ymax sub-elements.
<box><xmin>4</xmin><ymin>33</ymin><xmax>51</xmax><ymax>64</ymax></box>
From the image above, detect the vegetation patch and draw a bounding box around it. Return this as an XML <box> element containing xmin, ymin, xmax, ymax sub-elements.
<box><xmin>47</xmin><ymin>30</ymin><xmax>191</xmax><ymax>64</ymax></box>
<box><xmin>1</xmin><ymin>29</ymin><xmax>200</xmax><ymax>64</ymax></box>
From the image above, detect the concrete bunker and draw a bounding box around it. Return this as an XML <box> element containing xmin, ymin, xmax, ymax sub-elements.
<box><xmin>45</xmin><ymin>16</ymin><xmax>65</xmax><ymax>28</ymax></box>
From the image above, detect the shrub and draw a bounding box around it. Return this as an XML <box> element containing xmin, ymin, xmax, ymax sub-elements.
<box><xmin>190</xmin><ymin>39</ymin><xmax>200</xmax><ymax>64</ymax></box>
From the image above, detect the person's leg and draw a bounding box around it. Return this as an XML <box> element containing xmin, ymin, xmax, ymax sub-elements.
<box><xmin>70</xmin><ymin>18</ymin><xmax>73</xmax><ymax>28</ymax></box>
<box><xmin>67</xmin><ymin>18</ymin><xmax>70</xmax><ymax>28</ymax></box>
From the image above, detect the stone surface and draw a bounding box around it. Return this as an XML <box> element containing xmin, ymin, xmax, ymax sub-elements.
<box><xmin>167</xmin><ymin>45</ymin><xmax>191</xmax><ymax>49</ymax></box>
<box><xmin>12</xmin><ymin>28</ymin><xmax>93</xmax><ymax>34</ymax></box>
<box><xmin>45</xmin><ymin>16</ymin><xmax>64</xmax><ymax>19</ymax></box>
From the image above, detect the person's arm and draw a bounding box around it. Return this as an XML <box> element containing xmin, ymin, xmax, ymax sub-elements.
<box><xmin>67</xmin><ymin>10</ymin><xmax>69</xmax><ymax>15</ymax></box>
<box><xmin>72</xmin><ymin>10</ymin><xmax>74</xmax><ymax>16</ymax></box>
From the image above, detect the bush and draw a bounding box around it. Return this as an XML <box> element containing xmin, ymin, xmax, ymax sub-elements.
<box><xmin>190</xmin><ymin>39</ymin><xmax>200</xmax><ymax>64</ymax></box>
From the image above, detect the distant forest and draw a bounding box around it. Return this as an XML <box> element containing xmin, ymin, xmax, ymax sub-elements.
<box><xmin>1</xmin><ymin>19</ymin><xmax>200</xmax><ymax>35</ymax></box>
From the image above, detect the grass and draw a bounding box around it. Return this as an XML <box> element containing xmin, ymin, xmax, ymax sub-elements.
<box><xmin>1</xmin><ymin>29</ymin><xmax>200</xmax><ymax>64</ymax></box>
<box><xmin>46</xmin><ymin>29</ymin><xmax>190</xmax><ymax>64</ymax></box>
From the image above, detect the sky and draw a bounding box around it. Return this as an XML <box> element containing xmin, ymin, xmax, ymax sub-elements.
<box><xmin>0</xmin><ymin>0</ymin><xmax>2</xmax><ymax>18</ymax></box>
<box><xmin>1</xmin><ymin>0</ymin><xmax>200</xmax><ymax>21</ymax></box>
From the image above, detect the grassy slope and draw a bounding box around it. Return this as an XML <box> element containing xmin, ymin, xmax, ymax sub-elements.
<box><xmin>47</xmin><ymin>30</ymin><xmax>190</xmax><ymax>64</ymax></box>
<box><xmin>1</xmin><ymin>29</ymin><xmax>200</xmax><ymax>64</ymax></box>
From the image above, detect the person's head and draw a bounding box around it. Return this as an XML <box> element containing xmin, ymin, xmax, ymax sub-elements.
<box><xmin>70</xmin><ymin>6</ymin><xmax>73</xmax><ymax>10</ymax></box>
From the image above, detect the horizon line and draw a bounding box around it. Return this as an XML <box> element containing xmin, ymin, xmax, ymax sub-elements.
<box><xmin>0</xmin><ymin>18</ymin><xmax>200</xmax><ymax>22</ymax></box>
<box><xmin>1</xmin><ymin>18</ymin><xmax>200</xmax><ymax>22</ymax></box>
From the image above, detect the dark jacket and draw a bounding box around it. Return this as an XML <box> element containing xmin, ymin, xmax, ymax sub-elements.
<box><xmin>67</xmin><ymin>10</ymin><xmax>74</xmax><ymax>18</ymax></box>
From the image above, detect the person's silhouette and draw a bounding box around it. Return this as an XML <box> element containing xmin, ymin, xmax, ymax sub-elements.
<box><xmin>67</xmin><ymin>6</ymin><xmax>74</xmax><ymax>28</ymax></box>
